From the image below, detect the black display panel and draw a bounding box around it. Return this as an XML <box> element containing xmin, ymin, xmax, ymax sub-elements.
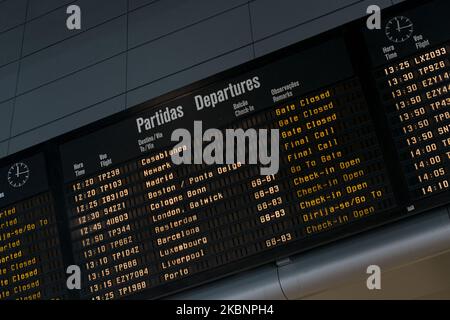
<box><xmin>363</xmin><ymin>0</ymin><xmax>450</xmax><ymax>210</ymax></box>
<box><xmin>59</xmin><ymin>38</ymin><xmax>396</xmax><ymax>299</ymax></box>
<box><xmin>0</xmin><ymin>0</ymin><xmax>447</xmax><ymax>300</ymax></box>
<box><xmin>0</xmin><ymin>154</ymin><xmax>68</xmax><ymax>300</ymax></box>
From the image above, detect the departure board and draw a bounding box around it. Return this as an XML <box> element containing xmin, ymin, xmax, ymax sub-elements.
<box><xmin>58</xmin><ymin>38</ymin><xmax>396</xmax><ymax>300</ymax></box>
<box><xmin>0</xmin><ymin>0</ymin><xmax>448</xmax><ymax>300</ymax></box>
<box><xmin>0</xmin><ymin>154</ymin><xmax>67</xmax><ymax>300</ymax></box>
<box><xmin>364</xmin><ymin>0</ymin><xmax>450</xmax><ymax>208</ymax></box>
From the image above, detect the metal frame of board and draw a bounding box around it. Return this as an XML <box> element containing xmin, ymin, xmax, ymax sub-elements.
<box><xmin>168</xmin><ymin>205</ymin><xmax>450</xmax><ymax>299</ymax></box>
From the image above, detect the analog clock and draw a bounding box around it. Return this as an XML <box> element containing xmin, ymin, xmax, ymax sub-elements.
<box><xmin>385</xmin><ymin>16</ymin><xmax>414</xmax><ymax>43</ymax></box>
<box><xmin>7</xmin><ymin>162</ymin><xmax>30</xmax><ymax>188</ymax></box>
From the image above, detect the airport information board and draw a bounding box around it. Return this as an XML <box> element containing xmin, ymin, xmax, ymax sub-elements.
<box><xmin>0</xmin><ymin>0</ymin><xmax>448</xmax><ymax>300</ymax></box>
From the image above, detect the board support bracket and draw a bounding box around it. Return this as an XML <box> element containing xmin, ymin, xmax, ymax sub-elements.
<box><xmin>276</xmin><ymin>258</ymin><xmax>292</xmax><ymax>267</ymax></box>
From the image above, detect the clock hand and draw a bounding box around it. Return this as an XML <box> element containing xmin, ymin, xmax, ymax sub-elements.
<box><xmin>399</xmin><ymin>24</ymin><xmax>413</xmax><ymax>30</ymax></box>
<box><xmin>396</xmin><ymin>19</ymin><xmax>401</xmax><ymax>32</ymax></box>
<box><xmin>16</xmin><ymin>166</ymin><xmax>19</xmax><ymax>178</ymax></box>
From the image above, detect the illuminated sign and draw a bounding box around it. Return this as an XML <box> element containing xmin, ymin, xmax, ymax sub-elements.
<box><xmin>0</xmin><ymin>0</ymin><xmax>448</xmax><ymax>300</ymax></box>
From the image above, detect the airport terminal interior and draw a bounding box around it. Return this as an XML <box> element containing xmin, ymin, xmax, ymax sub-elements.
<box><xmin>0</xmin><ymin>0</ymin><xmax>449</xmax><ymax>300</ymax></box>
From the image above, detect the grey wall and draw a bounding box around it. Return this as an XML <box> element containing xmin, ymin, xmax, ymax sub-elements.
<box><xmin>0</xmin><ymin>0</ymin><xmax>403</xmax><ymax>158</ymax></box>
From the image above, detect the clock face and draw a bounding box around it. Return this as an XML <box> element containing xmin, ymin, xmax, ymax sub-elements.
<box><xmin>385</xmin><ymin>16</ymin><xmax>414</xmax><ymax>43</ymax></box>
<box><xmin>7</xmin><ymin>162</ymin><xmax>30</xmax><ymax>188</ymax></box>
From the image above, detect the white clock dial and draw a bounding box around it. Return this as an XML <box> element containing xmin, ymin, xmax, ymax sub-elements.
<box><xmin>7</xmin><ymin>162</ymin><xmax>30</xmax><ymax>188</ymax></box>
<box><xmin>385</xmin><ymin>16</ymin><xmax>414</xmax><ymax>43</ymax></box>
